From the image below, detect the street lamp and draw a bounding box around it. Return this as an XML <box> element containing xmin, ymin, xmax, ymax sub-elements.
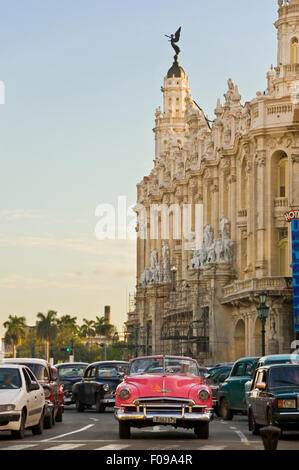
<box><xmin>257</xmin><ymin>291</ymin><xmax>269</xmax><ymax>356</ymax></box>
<box><xmin>171</xmin><ymin>266</ymin><xmax>177</xmax><ymax>292</ymax></box>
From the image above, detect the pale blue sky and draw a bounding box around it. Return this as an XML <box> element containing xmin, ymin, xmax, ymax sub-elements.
<box><xmin>0</xmin><ymin>0</ymin><xmax>277</xmax><ymax>335</ymax></box>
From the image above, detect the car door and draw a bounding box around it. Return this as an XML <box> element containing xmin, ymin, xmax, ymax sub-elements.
<box><xmin>26</xmin><ymin>367</ymin><xmax>45</xmax><ymax>422</ymax></box>
<box><xmin>22</xmin><ymin>368</ymin><xmax>39</xmax><ymax>426</ymax></box>
<box><xmin>255</xmin><ymin>370</ymin><xmax>268</xmax><ymax>425</ymax></box>
<box><xmin>227</xmin><ymin>362</ymin><xmax>246</xmax><ymax>410</ymax></box>
<box><xmin>249</xmin><ymin>369</ymin><xmax>263</xmax><ymax>422</ymax></box>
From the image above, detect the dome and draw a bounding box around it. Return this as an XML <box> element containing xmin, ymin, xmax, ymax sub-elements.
<box><xmin>167</xmin><ymin>59</ymin><xmax>185</xmax><ymax>79</ymax></box>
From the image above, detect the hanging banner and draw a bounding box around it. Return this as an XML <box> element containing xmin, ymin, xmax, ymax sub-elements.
<box><xmin>285</xmin><ymin>210</ymin><xmax>299</xmax><ymax>332</ymax></box>
<box><xmin>291</xmin><ymin>219</ymin><xmax>299</xmax><ymax>332</ymax></box>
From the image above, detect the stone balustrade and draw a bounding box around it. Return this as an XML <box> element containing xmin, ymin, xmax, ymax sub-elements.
<box><xmin>222</xmin><ymin>277</ymin><xmax>292</xmax><ymax>302</ymax></box>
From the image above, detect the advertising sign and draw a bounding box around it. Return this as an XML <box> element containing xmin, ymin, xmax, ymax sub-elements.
<box><xmin>291</xmin><ymin>219</ymin><xmax>299</xmax><ymax>332</ymax></box>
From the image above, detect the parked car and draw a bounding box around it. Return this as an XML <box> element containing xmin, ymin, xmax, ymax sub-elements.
<box><xmin>4</xmin><ymin>358</ymin><xmax>61</xmax><ymax>428</ymax></box>
<box><xmin>206</xmin><ymin>365</ymin><xmax>233</xmax><ymax>415</ymax></box>
<box><xmin>244</xmin><ymin>354</ymin><xmax>299</xmax><ymax>407</ymax></box>
<box><xmin>217</xmin><ymin>356</ymin><xmax>259</xmax><ymax>420</ymax></box>
<box><xmin>248</xmin><ymin>363</ymin><xmax>299</xmax><ymax>434</ymax></box>
<box><xmin>0</xmin><ymin>364</ymin><xmax>45</xmax><ymax>439</ymax></box>
<box><xmin>55</xmin><ymin>362</ymin><xmax>88</xmax><ymax>406</ymax></box>
<box><xmin>72</xmin><ymin>361</ymin><xmax>129</xmax><ymax>412</ymax></box>
<box><xmin>114</xmin><ymin>355</ymin><xmax>214</xmax><ymax>439</ymax></box>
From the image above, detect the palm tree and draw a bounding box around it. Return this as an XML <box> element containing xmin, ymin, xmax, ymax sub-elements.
<box><xmin>94</xmin><ymin>316</ymin><xmax>116</xmax><ymax>338</ymax></box>
<box><xmin>36</xmin><ymin>310</ymin><xmax>58</xmax><ymax>362</ymax></box>
<box><xmin>3</xmin><ymin>315</ymin><xmax>27</xmax><ymax>358</ymax></box>
<box><xmin>78</xmin><ymin>319</ymin><xmax>96</xmax><ymax>339</ymax></box>
<box><xmin>57</xmin><ymin>315</ymin><xmax>78</xmax><ymax>334</ymax></box>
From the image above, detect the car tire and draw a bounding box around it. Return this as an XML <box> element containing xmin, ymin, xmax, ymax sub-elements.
<box><xmin>44</xmin><ymin>410</ymin><xmax>53</xmax><ymax>429</ymax></box>
<box><xmin>32</xmin><ymin>411</ymin><xmax>44</xmax><ymax>435</ymax></box>
<box><xmin>248</xmin><ymin>410</ymin><xmax>260</xmax><ymax>436</ymax></box>
<box><xmin>220</xmin><ymin>398</ymin><xmax>234</xmax><ymax>421</ymax></box>
<box><xmin>194</xmin><ymin>422</ymin><xmax>209</xmax><ymax>439</ymax></box>
<box><xmin>95</xmin><ymin>396</ymin><xmax>105</xmax><ymax>413</ymax></box>
<box><xmin>55</xmin><ymin>407</ymin><xmax>63</xmax><ymax>422</ymax></box>
<box><xmin>11</xmin><ymin>409</ymin><xmax>26</xmax><ymax>439</ymax></box>
<box><xmin>119</xmin><ymin>422</ymin><xmax>131</xmax><ymax>439</ymax></box>
<box><xmin>75</xmin><ymin>398</ymin><xmax>85</xmax><ymax>412</ymax></box>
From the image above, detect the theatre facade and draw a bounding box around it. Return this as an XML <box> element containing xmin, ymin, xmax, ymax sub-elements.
<box><xmin>126</xmin><ymin>0</ymin><xmax>299</xmax><ymax>364</ymax></box>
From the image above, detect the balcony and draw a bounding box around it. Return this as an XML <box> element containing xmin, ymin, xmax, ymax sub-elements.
<box><xmin>274</xmin><ymin>197</ymin><xmax>289</xmax><ymax>209</ymax></box>
<box><xmin>222</xmin><ymin>277</ymin><xmax>293</xmax><ymax>304</ymax></box>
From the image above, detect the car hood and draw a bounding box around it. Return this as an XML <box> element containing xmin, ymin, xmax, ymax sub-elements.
<box><xmin>270</xmin><ymin>388</ymin><xmax>299</xmax><ymax>397</ymax></box>
<box><xmin>0</xmin><ymin>389</ymin><xmax>23</xmax><ymax>404</ymax></box>
<box><xmin>124</xmin><ymin>374</ymin><xmax>203</xmax><ymax>397</ymax></box>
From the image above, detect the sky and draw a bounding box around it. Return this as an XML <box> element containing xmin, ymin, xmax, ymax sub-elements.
<box><xmin>0</xmin><ymin>0</ymin><xmax>278</xmax><ymax>337</ymax></box>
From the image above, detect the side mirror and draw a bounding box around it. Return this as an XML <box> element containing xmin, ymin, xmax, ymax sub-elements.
<box><xmin>256</xmin><ymin>382</ymin><xmax>266</xmax><ymax>391</ymax></box>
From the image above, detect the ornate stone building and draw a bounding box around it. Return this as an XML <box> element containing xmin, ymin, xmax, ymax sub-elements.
<box><xmin>126</xmin><ymin>0</ymin><xmax>299</xmax><ymax>364</ymax></box>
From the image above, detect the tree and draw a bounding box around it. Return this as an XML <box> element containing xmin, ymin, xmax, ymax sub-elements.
<box><xmin>78</xmin><ymin>319</ymin><xmax>96</xmax><ymax>339</ymax></box>
<box><xmin>94</xmin><ymin>316</ymin><xmax>116</xmax><ymax>338</ymax></box>
<box><xmin>36</xmin><ymin>310</ymin><xmax>58</xmax><ymax>362</ymax></box>
<box><xmin>3</xmin><ymin>315</ymin><xmax>27</xmax><ymax>358</ymax></box>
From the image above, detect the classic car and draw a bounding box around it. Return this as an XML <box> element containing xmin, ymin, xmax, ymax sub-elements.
<box><xmin>248</xmin><ymin>363</ymin><xmax>299</xmax><ymax>435</ymax></box>
<box><xmin>51</xmin><ymin>366</ymin><xmax>64</xmax><ymax>422</ymax></box>
<box><xmin>245</xmin><ymin>354</ymin><xmax>299</xmax><ymax>407</ymax></box>
<box><xmin>4</xmin><ymin>358</ymin><xmax>61</xmax><ymax>428</ymax></box>
<box><xmin>114</xmin><ymin>355</ymin><xmax>214</xmax><ymax>439</ymax></box>
<box><xmin>0</xmin><ymin>364</ymin><xmax>45</xmax><ymax>439</ymax></box>
<box><xmin>206</xmin><ymin>365</ymin><xmax>233</xmax><ymax>416</ymax></box>
<box><xmin>72</xmin><ymin>361</ymin><xmax>129</xmax><ymax>412</ymax></box>
<box><xmin>217</xmin><ymin>356</ymin><xmax>259</xmax><ymax>420</ymax></box>
<box><xmin>54</xmin><ymin>362</ymin><xmax>88</xmax><ymax>406</ymax></box>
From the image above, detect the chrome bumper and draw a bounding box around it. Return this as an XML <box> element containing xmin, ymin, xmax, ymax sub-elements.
<box><xmin>102</xmin><ymin>398</ymin><xmax>115</xmax><ymax>405</ymax></box>
<box><xmin>115</xmin><ymin>407</ymin><xmax>213</xmax><ymax>422</ymax></box>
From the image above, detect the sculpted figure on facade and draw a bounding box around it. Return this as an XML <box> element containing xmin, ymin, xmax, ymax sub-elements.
<box><xmin>162</xmin><ymin>242</ymin><xmax>171</xmax><ymax>282</ymax></box>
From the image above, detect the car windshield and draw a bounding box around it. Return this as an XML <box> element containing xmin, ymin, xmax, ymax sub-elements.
<box><xmin>129</xmin><ymin>357</ymin><xmax>199</xmax><ymax>377</ymax></box>
<box><xmin>97</xmin><ymin>364</ymin><xmax>128</xmax><ymax>377</ymax></box>
<box><xmin>269</xmin><ymin>366</ymin><xmax>299</xmax><ymax>388</ymax></box>
<box><xmin>58</xmin><ymin>366</ymin><xmax>86</xmax><ymax>378</ymax></box>
<box><xmin>14</xmin><ymin>363</ymin><xmax>45</xmax><ymax>380</ymax></box>
<box><xmin>0</xmin><ymin>368</ymin><xmax>22</xmax><ymax>389</ymax></box>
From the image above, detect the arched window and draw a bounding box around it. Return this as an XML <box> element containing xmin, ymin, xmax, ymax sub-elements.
<box><xmin>278</xmin><ymin>155</ymin><xmax>288</xmax><ymax>198</ymax></box>
<box><xmin>291</xmin><ymin>37</ymin><xmax>298</xmax><ymax>65</ymax></box>
<box><xmin>278</xmin><ymin>229</ymin><xmax>289</xmax><ymax>276</ymax></box>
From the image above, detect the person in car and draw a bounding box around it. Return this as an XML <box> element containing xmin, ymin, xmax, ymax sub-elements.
<box><xmin>3</xmin><ymin>374</ymin><xmax>18</xmax><ymax>389</ymax></box>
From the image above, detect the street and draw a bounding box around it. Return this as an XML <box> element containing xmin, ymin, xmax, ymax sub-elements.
<box><xmin>0</xmin><ymin>406</ymin><xmax>299</xmax><ymax>451</ymax></box>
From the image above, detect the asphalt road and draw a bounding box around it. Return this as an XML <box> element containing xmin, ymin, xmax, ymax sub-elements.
<box><xmin>0</xmin><ymin>405</ymin><xmax>299</xmax><ymax>451</ymax></box>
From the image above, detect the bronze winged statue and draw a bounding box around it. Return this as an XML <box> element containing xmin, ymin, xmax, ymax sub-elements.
<box><xmin>165</xmin><ymin>27</ymin><xmax>181</xmax><ymax>61</ymax></box>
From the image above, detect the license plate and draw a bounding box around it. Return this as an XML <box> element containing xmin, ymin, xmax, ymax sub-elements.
<box><xmin>153</xmin><ymin>417</ymin><xmax>176</xmax><ymax>424</ymax></box>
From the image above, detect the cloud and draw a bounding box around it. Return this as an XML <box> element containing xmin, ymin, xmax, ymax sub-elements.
<box><xmin>0</xmin><ymin>210</ymin><xmax>45</xmax><ymax>221</ymax></box>
<box><xmin>0</xmin><ymin>236</ymin><xmax>136</xmax><ymax>258</ymax></box>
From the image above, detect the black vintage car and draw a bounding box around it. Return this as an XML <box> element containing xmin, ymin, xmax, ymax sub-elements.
<box><xmin>248</xmin><ymin>363</ymin><xmax>299</xmax><ymax>435</ymax></box>
<box><xmin>55</xmin><ymin>362</ymin><xmax>88</xmax><ymax>406</ymax></box>
<box><xmin>72</xmin><ymin>361</ymin><xmax>129</xmax><ymax>412</ymax></box>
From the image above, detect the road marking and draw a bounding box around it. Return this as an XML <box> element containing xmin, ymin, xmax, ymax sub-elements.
<box><xmin>89</xmin><ymin>418</ymin><xmax>99</xmax><ymax>422</ymax></box>
<box><xmin>199</xmin><ymin>445</ymin><xmax>227</xmax><ymax>450</ymax></box>
<box><xmin>95</xmin><ymin>444</ymin><xmax>131</xmax><ymax>450</ymax></box>
<box><xmin>1</xmin><ymin>444</ymin><xmax>38</xmax><ymax>451</ymax></box>
<box><xmin>229</xmin><ymin>426</ymin><xmax>237</xmax><ymax>430</ymax></box>
<box><xmin>47</xmin><ymin>443</ymin><xmax>85</xmax><ymax>451</ymax></box>
<box><xmin>41</xmin><ymin>424</ymin><xmax>95</xmax><ymax>442</ymax></box>
<box><xmin>234</xmin><ymin>430</ymin><xmax>250</xmax><ymax>446</ymax></box>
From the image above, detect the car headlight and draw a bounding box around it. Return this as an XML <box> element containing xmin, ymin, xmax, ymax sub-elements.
<box><xmin>198</xmin><ymin>389</ymin><xmax>210</xmax><ymax>402</ymax></box>
<box><xmin>278</xmin><ymin>399</ymin><xmax>297</xmax><ymax>409</ymax></box>
<box><xmin>43</xmin><ymin>387</ymin><xmax>51</xmax><ymax>399</ymax></box>
<box><xmin>118</xmin><ymin>388</ymin><xmax>131</xmax><ymax>400</ymax></box>
<box><xmin>103</xmin><ymin>384</ymin><xmax>110</xmax><ymax>392</ymax></box>
<box><xmin>0</xmin><ymin>404</ymin><xmax>16</xmax><ymax>412</ymax></box>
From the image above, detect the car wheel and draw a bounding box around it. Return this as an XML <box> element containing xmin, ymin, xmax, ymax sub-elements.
<box><xmin>11</xmin><ymin>409</ymin><xmax>26</xmax><ymax>439</ymax></box>
<box><xmin>32</xmin><ymin>410</ymin><xmax>44</xmax><ymax>435</ymax></box>
<box><xmin>95</xmin><ymin>396</ymin><xmax>105</xmax><ymax>413</ymax></box>
<box><xmin>194</xmin><ymin>422</ymin><xmax>209</xmax><ymax>439</ymax></box>
<box><xmin>44</xmin><ymin>410</ymin><xmax>53</xmax><ymax>429</ymax></box>
<box><xmin>220</xmin><ymin>398</ymin><xmax>234</xmax><ymax>421</ymax></box>
<box><xmin>55</xmin><ymin>407</ymin><xmax>63</xmax><ymax>422</ymax></box>
<box><xmin>75</xmin><ymin>398</ymin><xmax>85</xmax><ymax>412</ymax></box>
<box><xmin>119</xmin><ymin>422</ymin><xmax>131</xmax><ymax>439</ymax></box>
<box><xmin>248</xmin><ymin>410</ymin><xmax>260</xmax><ymax>436</ymax></box>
